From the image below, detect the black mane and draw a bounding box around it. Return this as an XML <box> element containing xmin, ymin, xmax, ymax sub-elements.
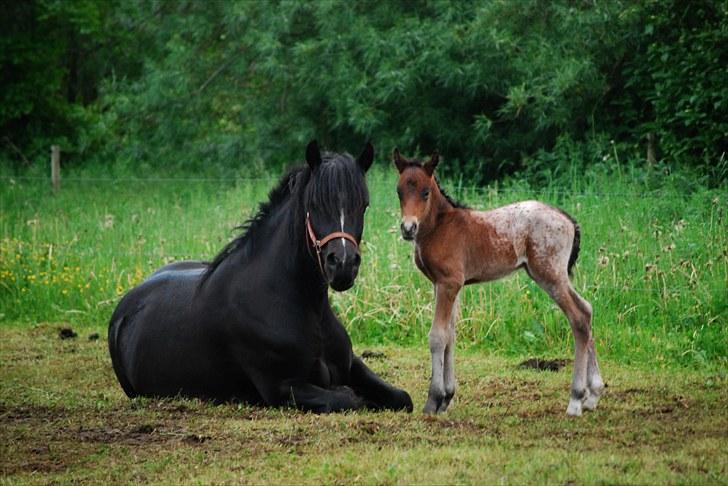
<box><xmin>199</xmin><ymin>165</ymin><xmax>310</xmax><ymax>286</ymax></box>
<box><xmin>199</xmin><ymin>152</ymin><xmax>367</xmax><ymax>286</ymax></box>
<box><xmin>305</xmin><ymin>152</ymin><xmax>369</xmax><ymax>219</ymax></box>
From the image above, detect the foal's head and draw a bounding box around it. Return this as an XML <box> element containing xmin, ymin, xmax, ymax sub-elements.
<box><xmin>392</xmin><ymin>149</ymin><xmax>440</xmax><ymax>241</ymax></box>
<box><xmin>304</xmin><ymin>140</ymin><xmax>373</xmax><ymax>291</ymax></box>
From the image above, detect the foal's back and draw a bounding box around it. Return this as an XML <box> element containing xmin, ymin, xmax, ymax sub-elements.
<box><xmin>459</xmin><ymin>201</ymin><xmax>576</xmax><ymax>283</ymax></box>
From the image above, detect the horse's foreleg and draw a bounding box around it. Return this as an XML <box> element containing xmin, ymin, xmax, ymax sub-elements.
<box><xmin>424</xmin><ymin>282</ymin><xmax>461</xmax><ymax>414</ymax></box>
<box><xmin>283</xmin><ymin>382</ymin><xmax>366</xmax><ymax>413</ymax></box>
<box><xmin>349</xmin><ymin>356</ymin><xmax>413</xmax><ymax>412</ymax></box>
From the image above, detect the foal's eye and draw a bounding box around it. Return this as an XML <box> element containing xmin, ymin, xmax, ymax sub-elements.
<box><xmin>421</xmin><ymin>188</ymin><xmax>430</xmax><ymax>200</ymax></box>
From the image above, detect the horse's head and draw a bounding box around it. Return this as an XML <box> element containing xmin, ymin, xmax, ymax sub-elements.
<box><xmin>304</xmin><ymin>140</ymin><xmax>373</xmax><ymax>291</ymax></box>
<box><xmin>392</xmin><ymin>149</ymin><xmax>440</xmax><ymax>241</ymax></box>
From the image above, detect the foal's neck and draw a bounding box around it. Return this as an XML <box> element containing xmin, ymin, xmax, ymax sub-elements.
<box><xmin>419</xmin><ymin>186</ymin><xmax>458</xmax><ymax>240</ymax></box>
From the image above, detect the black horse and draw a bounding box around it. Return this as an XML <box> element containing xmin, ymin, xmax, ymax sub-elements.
<box><xmin>108</xmin><ymin>141</ymin><xmax>413</xmax><ymax>413</ymax></box>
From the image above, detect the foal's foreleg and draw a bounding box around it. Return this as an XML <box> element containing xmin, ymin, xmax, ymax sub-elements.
<box><xmin>439</xmin><ymin>293</ymin><xmax>460</xmax><ymax>413</ymax></box>
<box><xmin>424</xmin><ymin>282</ymin><xmax>461</xmax><ymax>414</ymax></box>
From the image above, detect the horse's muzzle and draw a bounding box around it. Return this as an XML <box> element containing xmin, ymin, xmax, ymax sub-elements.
<box><xmin>324</xmin><ymin>245</ymin><xmax>361</xmax><ymax>292</ymax></box>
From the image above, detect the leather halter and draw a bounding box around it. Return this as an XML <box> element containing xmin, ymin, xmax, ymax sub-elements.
<box><xmin>305</xmin><ymin>212</ymin><xmax>358</xmax><ymax>276</ymax></box>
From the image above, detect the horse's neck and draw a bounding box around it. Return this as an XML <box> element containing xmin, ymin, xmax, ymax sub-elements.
<box><xmin>258</xmin><ymin>202</ymin><xmax>325</xmax><ymax>285</ymax></box>
<box><xmin>210</xmin><ymin>201</ymin><xmax>327</xmax><ymax>302</ymax></box>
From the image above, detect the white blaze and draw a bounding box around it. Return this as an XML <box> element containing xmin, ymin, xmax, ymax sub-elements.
<box><xmin>340</xmin><ymin>208</ymin><xmax>347</xmax><ymax>255</ymax></box>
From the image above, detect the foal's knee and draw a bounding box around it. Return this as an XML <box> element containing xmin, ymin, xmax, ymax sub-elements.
<box><xmin>428</xmin><ymin>327</ymin><xmax>448</xmax><ymax>355</ymax></box>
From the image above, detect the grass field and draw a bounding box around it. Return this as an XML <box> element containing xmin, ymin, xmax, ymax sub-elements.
<box><xmin>1</xmin><ymin>162</ymin><xmax>727</xmax><ymax>483</ymax></box>
<box><xmin>1</xmin><ymin>164</ymin><xmax>726</xmax><ymax>366</ymax></box>
<box><xmin>1</xmin><ymin>324</ymin><xmax>726</xmax><ymax>484</ymax></box>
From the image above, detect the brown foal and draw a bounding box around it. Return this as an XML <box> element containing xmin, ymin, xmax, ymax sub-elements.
<box><xmin>393</xmin><ymin>149</ymin><xmax>604</xmax><ymax>416</ymax></box>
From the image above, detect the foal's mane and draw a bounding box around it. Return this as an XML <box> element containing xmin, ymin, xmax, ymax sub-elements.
<box><xmin>435</xmin><ymin>177</ymin><xmax>469</xmax><ymax>210</ymax></box>
<box><xmin>199</xmin><ymin>152</ymin><xmax>366</xmax><ymax>286</ymax></box>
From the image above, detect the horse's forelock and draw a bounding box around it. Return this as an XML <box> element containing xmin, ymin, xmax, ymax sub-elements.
<box><xmin>306</xmin><ymin>153</ymin><xmax>368</xmax><ymax>217</ymax></box>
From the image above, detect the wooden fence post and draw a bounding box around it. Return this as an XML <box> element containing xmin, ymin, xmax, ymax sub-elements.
<box><xmin>646</xmin><ymin>133</ymin><xmax>656</xmax><ymax>166</ymax></box>
<box><xmin>51</xmin><ymin>145</ymin><xmax>60</xmax><ymax>193</ymax></box>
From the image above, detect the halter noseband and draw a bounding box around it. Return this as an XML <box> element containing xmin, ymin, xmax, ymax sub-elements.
<box><xmin>305</xmin><ymin>212</ymin><xmax>359</xmax><ymax>276</ymax></box>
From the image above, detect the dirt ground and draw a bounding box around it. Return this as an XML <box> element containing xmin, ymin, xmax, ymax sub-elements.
<box><xmin>1</xmin><ymin>324</ymin><xmax>726</xmax><ymax>484</ymax></box>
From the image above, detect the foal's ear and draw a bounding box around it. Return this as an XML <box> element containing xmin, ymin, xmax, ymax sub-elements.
<box><xmin>423</xmin><ymin>151</ymin><xmax>439</xmax><ymax>177</ymax></box>
<box><xmin>393</xmin><ymin>148</ymin><xmax>408</xmax><ymax>173</ymax></box>
<box><xmin>357</xmin><ymin>141</ymin><xmax>374</xmax><ymax>173</ymax></box>
<box><xmin>305</xmin><ymin>140</ymin><xmax>322</xmax><ymax>171</ymax></box>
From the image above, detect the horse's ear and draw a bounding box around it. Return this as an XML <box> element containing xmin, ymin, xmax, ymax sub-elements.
<box><xmin>357</xmin><ymin>142</ymin><xmax>374</xmax><ymax>173</ymax></box>
<box><xmin>423</xmin><ymin>151</ymin><xmax>439</xmax><ymax>177</ymax></box>
<box><xmin>305</xmin><ymin>140</ymin><xmax>322</xmax><ymax>171</ymax></box>
<box><xmin>393</xmin><ymin>148</ymin><xmax>407</xmax><ymax>173</ymax></box>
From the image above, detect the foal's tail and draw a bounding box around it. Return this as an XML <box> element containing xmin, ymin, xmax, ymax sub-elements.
<box><xmin>555</xmin><ymin>207</ymin><xmax>580</xmax><ymax>277</ymax></box>
<box><xmin>569</xmin><ymin>221</ymin><xmax>581</xmax><ymax>277</ymax></box>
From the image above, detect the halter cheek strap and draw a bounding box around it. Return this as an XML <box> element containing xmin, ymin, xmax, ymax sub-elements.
<box><xmin>305</xmin><ymin>212</ymin><xmax>359</xmax><ymax>276</ymax></box>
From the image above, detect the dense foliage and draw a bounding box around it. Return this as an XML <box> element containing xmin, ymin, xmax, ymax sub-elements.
<box><xmin>1</xmin><ymin>0</ymin><xmax>726</xmax><ymax>182</ymax></box>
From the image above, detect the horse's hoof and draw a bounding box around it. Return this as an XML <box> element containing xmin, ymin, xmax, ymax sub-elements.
<box><xmin>397</xmin><ymin>391</ymin><xmax>414</xmax><ymax>413</ymax></box>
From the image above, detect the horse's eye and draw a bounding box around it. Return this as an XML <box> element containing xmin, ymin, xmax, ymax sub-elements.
<box><xmin>421</xmin><ymin>188</ymin><xmax>430</xmax><ymax>200</ymax></box>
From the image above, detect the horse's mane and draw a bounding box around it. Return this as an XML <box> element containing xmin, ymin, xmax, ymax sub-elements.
<box><xmin>199</xmin><ymin>152</ymin><xmax>367</xmax><ymax>286</ymax></box>
<box><xmin>199</xmin><ymin>165</ymin><xmax>310</xmax><ymax>286</ymax></box>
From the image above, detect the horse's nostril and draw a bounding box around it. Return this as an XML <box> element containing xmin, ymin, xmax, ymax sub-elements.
<box><xmin>326</xmin><ymin>252</ymin><xmax>338</xmax><ymax>266</ymax></box>
<box><xmin>353</xmin><ymin>253</ymin><xmax>361</xmax><ymax>267</ymax></box>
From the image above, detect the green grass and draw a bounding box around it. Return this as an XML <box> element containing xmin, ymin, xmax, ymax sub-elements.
<box><xmin>1</xmin><ymin>163</ymin><xmax>727</xmax><ymax>483</ymax></box>
<box><xmin>1</xmin><ymin>165</ymin><xmax>726</xmax><ymax>367</ymax></box>
<box><xmin>1</xmin><ymin>325</ymin><xmax>726</xmax><ymax>484</ymax></box>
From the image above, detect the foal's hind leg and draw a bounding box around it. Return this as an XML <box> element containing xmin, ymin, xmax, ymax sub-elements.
<box><xmin>571</xmin><ymin>292</ymin><xmax>604</xmax><ymax>409</ymax></box>
<box><xmin>528</xmin><ymin>267</ymin><xmax>593</xmax><ymax>416</ymax></box>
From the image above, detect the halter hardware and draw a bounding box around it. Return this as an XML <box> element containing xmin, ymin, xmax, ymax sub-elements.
<box><xmin>305</xmin><ymin>212</ymin><xmax>359</xmax><ymax>277</ymax></box>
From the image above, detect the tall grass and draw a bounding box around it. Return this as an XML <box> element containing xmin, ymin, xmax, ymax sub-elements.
<box><xmin>1</xmin><ymin>163</ymin><xmax>725</xmax><ymax>367</ymax></box>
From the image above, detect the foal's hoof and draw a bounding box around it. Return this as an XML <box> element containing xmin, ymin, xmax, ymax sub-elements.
<box><xmin>584</xmin><ymin>380</ymin><xmax>604</xmax><ymax>411</ymax></box>
<box><xmin>566</xmin><ymin>398</ymin><xmax>583</xmax><ymax>417</ymax></box>
<box><xmin>583</xmin><ymin>389</ymin><xmax>602</xmax><ymax>411</ymax></box>
<box><xmin>423</xmin><ymin>396</ymin><xmax>441</xmax><ymax>415</ymax></box>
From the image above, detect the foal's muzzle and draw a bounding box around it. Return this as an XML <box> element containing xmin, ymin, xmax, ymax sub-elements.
<box><xmin>400</xmin><ymin>221</ymin><xmax>418</xmax><ymax>241</ymax></box>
